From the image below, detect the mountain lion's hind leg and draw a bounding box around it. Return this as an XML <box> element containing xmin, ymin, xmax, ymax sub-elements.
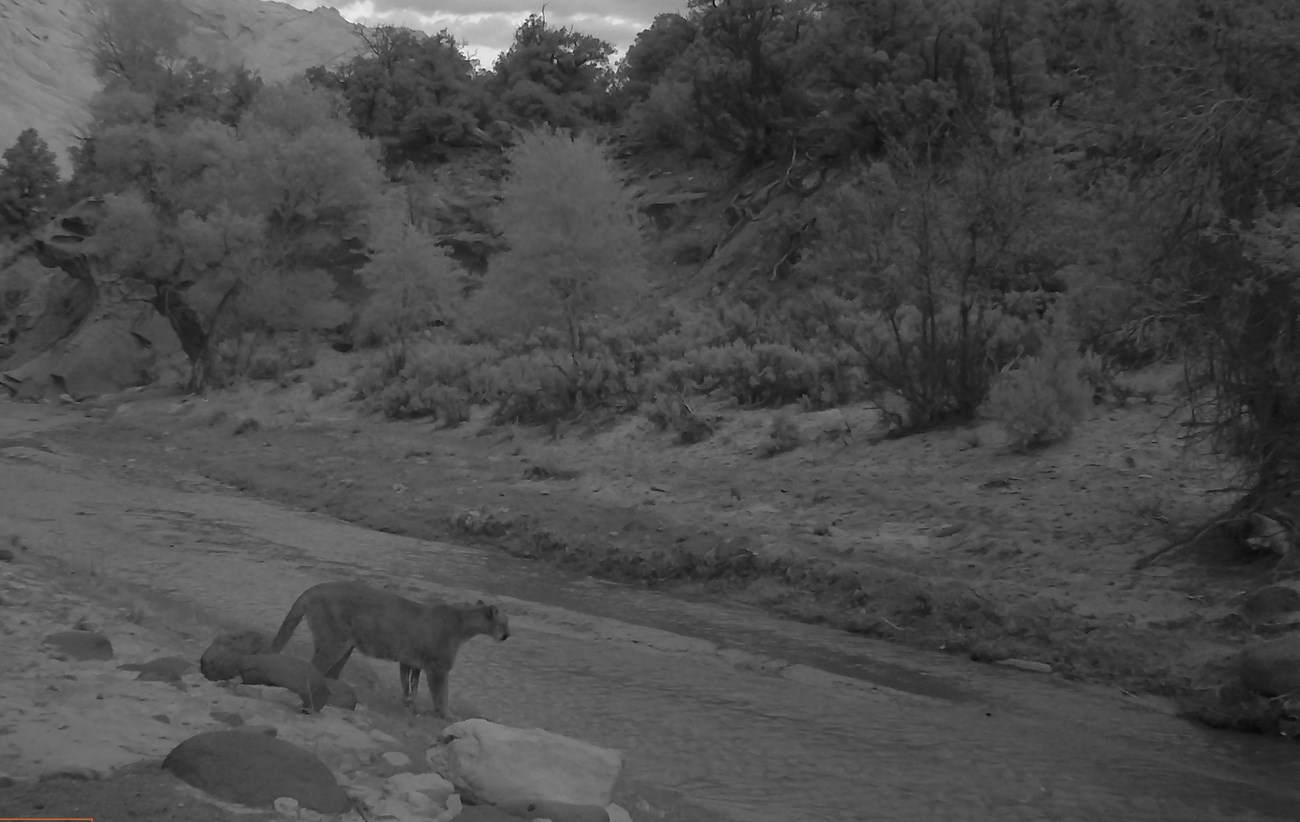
<box><xmin>426</xmin><ymin>664</ymin><xmax>451</xmax><ymax>719</ymax></box>
<box><xmin>322</xmin><ymin>645</ymin><xmax>354</xmax><ymax>679</ymax></box>
<box><xmin>400</xmin><ymin>663</ymin><xmax>420</xmax><ymax>710</ymax></box>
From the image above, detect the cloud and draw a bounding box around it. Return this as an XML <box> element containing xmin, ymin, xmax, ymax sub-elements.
<box><xmin>280</xmin><ymin>0</ymin><xmax>687</xmax><ymax>66</ymax></box>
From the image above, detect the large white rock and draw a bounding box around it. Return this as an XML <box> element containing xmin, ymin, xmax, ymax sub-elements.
<box><xmin>433</xmin><ymin>719</ymin><xmax>623</xmax><ymax>807</ymax></box>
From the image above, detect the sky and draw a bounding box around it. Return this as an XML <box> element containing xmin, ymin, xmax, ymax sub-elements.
<box><xmin>277</xmin><ymin>0</ymin><xmax>689</xmax><ymax>68</ymax></box>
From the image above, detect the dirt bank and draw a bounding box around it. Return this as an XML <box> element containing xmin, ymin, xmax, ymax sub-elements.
<box><xmin>29</xmin><ymin>360</ymin><xmax>1289</xmax><ymax>722</ymax></box>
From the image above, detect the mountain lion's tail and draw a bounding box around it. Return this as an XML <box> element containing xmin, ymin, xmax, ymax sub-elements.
<box><xmin>269</xmin><ymin>590</ymin><xmax>311</xmax><ymax>653</ymax></box>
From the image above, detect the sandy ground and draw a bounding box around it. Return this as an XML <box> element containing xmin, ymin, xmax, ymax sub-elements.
<box><xmin>29</xmin><ymin>356</ymin><xmax>1287</xmax><ymax>708</ymax></box>
<box><xmin>0</xmin><ymin>543</ymin><xmax>465</xmax><ymax>822</ymax></box>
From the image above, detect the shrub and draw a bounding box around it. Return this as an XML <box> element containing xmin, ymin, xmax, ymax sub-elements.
<box><xmin>651</xmin><ymin>340</ymin><xmax>862</xmax><ymax>408</ymax></box>
<box><xmin>760</xmin><ymin>411</ymin><xmax>801</xmax><ymax>457</ymax></box>
<box><xmin>353</xmin><ymin>341</ymin><xmax>498</xmax><ymax>422</ymax></box>
<box><xmin>646</xmin><ymin>392</ymin><xmax>715</xmax><ymax>444</ymax></box>
<box><xmin>985</xmin><ymin>330</ymin><xmax>1091</xmax><ymax>451</ymax></box>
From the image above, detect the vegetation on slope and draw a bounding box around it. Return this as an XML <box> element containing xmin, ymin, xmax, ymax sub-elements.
<box><xmin>5</xmin><ymin>0</ymin><xmax>1300</xmax><ymax>733</ymax></box>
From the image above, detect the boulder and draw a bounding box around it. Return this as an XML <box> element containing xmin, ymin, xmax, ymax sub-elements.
<box><xmin>200</xmin><ymin>630</ymin><xmax>270</xmax><ymax>682</ymax></box>
<box><xmin>120</xmin><ymin>656</ymin><xmax>193</xmax><ymax>683</ymax></box>
<box><xmin>42</xmin><ymin>629</ymin><xmax>113</xmax><ymax>661</ymax></box>
<box><xmin>162</xmin><ymin>730</ymin><xmax>351</xmax><ymax>813</ymax></box>
<box><xmin>434</xmin><ymin>719</ymin><xmax>622</xmax><ymax>808</ymax></box>
<box><xmin>496</xmin><ymin>798</ymin><xmax>610</xmax><ymax>822</ymax></box>
<box><xmin>237</xmin><ymin>654</ymin><xmax>330</xmax><ymax>713</ymax></box>
<box><xmin>1238</xmin><ymin>585</ymin><xmax>1300</xmax><ymax>624</ymax></box>
<box><xmin>1240</xmin><ymin>635</ymin><xmax>1300</xmax><ymax>697</ymax></box>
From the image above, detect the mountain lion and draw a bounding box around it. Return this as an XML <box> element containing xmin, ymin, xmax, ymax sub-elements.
<box><xmin>269</xmin><ymin>581</ymin><xmax>509</xmax><ymax>718</ymax></box>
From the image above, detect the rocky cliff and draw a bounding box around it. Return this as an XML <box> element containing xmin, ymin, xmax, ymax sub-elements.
<box><xmin>0</xmin><ymin>0</ymin><xmax>365</xmax><ymax>173</ymax></box>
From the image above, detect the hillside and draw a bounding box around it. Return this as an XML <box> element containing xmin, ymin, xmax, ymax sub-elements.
<box><xmin>0</xmin><ymin>0</ymin><xmax>364</xmax><ymax>172</ymax></box>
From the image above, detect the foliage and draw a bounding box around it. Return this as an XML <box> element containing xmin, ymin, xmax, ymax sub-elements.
<box><xmin>73</xmin><ymin>78</ymin><xmax>385</xmax><ymax>391</ymax></box>
<box><xmin>652</xmin><ymin>339</ymin><xmax>860</xmax><ymax>408</ymax></box>
<box><xmin>619</xmin><ymin>13</ymin><xmax>696</xmax><ymax>102</ymax></box>
<box><xmin>490</xmin><ymin>14</ymin><xmax>617</xmax><ymax>128</ymax></box>
<box><xmin>986</xmin><ymin>323</ymin><xmax>1091</xmax><ymax>451</ymax></box>
<box><xmin>1079</xmin><ymin>1</ymin><xmax>1300</xmax><ymax>506</ymax></box>
<box><xmin>472</xmin><ymin>127</ymin><xmax>646</xmax><ymax>349</ymax></box>
<box><xmin>796</xmin><ymin>145</ymin><xmax>1072</xmax><ymax>432</ymax></box>
<box><xmin>356</xmin><ymin>222</ymin><xmax>464</xmax><ymax>360</ymax></box>
<box><xmin>85</xmin><ymin>0</ymin><xmax>186</xmax><ymax>92</ymax></box>
<box><xmin>1174</xmin><ymin>210</ymin><xmax>1300</xmax><ymax>501</ymax></box>
<box><xmin>0</xmin><ymin>129</ymin><xmax>61</xmax><ymax>237</ymax></box>
<box><xmin>760</xmin><ymin>410</ymin><xmax>801</xmax><ymax>457</ymax></box>
<box><xmin>354</xmin><ymin>340</ymin><xmax>498</xmax><ymax>423</ymax></box>
<box><xmin>306</xmin><ymin>26</ymin><xmax>488</xmax><ymax>169</ymax></box>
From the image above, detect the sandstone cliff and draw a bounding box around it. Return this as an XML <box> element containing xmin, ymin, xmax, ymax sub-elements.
<box><xmin>0</xmin><ymin>0</ymin><xmax>366</xmax><ymax>173</ymax></box>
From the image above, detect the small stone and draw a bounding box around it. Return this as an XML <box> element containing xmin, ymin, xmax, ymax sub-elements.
<box><xmin>274</xmin><ymin>796</ymin><xmax>301</xmax><ymax>817</ymax></box>
<box><xmin>210</xmin><ymin>711</ymin><xmax>245</xmax><ymax>727</ymax></box>
<box><xmin>120</xmin><ymin>656</ymin><xmax>193</xmax><ymax>682</ymax></box>
<box><xmin>0</xmin><ymin>547</ymin><xmax>14</xmax><ymax>562</ymax></box>
<box><xmin>39</xmin><ymin>765</ymin><xmax>104</xmax><ymax>781</ymax></box>
<box><xmin>236</xmin><ymin>725</ymin><xmax>279</xmax><ymax>737</ymax></box>
<box><xmin>994</xmin><ymin>658</ymin><xmax>1053</xmax><ymax>674</ymax></box>
<box><xmin>381</xmin><ymin>751</ymin><xmax>411</xmax><ymax>768</ymax></box>
<box><xmin>605</xmin><ymin>804</ymin><xmax>633</xmax><ymax>822</ymax></box>
<box><xmin>43</xmin><ymin>630</ymin><xmax>114</xmax><ymax>661</ymax></box>
<box><xmin>1240</xmin><ymin>635</ymin><xmax>1300</xmax><ymax>697</ymax></box>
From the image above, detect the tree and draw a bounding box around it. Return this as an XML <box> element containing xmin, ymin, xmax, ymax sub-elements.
<box><xmin>357</xmin><ymin>222</ymin><xmax>463</xmax><ymax>365</ymax></box>
<box><xmin>307</xmin><ymin>26</ymin><xmax>487</xmax><ymax>168</ymax></box>
<box><xmin>84</xmin><ymin>0</ymin><xmax>186</xmax><ymax>93</ymax></box>
<box><xmin>490</xmin><ymin>15</ymin><xmax>617</xmax><ymax>128</ymax></box>
<box><xmin>620</xmin><ymin>13</ymin><xmax>696</xmax><ymax>101</ymax></box>
<box><xmin>0</xmin><ymin>128</ymin><xmax>61</xmax><ymax>236</ymax></box>
<box><xmin>72</xmin><ymin>81</ymin><xmax>385</xmax><ymax>390</ymax></box>
<box><xmin>474</xmin><ymin>127</ymin><xmax>645</xmax><ymax>350</ymax></box>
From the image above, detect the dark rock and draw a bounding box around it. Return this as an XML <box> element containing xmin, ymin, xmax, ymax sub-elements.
<box><xmin>1239</xmin><ymin>586</ymin><xmax>1300</xmax><ymax>623</ymax></box>
<box><xmin>236</xmin><ymin>654</ymin><xmax>330</xmax><ymax>713</ymax></box>
<box><xmin>43</xmin><ymin>630</ymin><xmax>113</xmax><ymax>661</ymax></box>
<box><xmin>210</xmin><ymin>711</ymin><xmax>244</xmax><ymax>727</ymax></box>
<box><xmin>120</xmin><ymin>656</ymin><xmax>193</xmax><ymax>682</ymax></box>
<box><xmin>233</xmin><ymin>417</ymin><xmax>260</xmax><ymax>436</ymax></box>
<box><xmin>235</xmin><ymin>725</ymin><xmax>278</xmax><ymax>738</ymax></box>
<box><xmin>326</xmin><ymin>678</ymin><xmax>358</xmax><ymax>710</ymax></box>
<box><xmin>0</xmin><ymin>547</ymin><xmax>13</xmax><ymax>562</ymax></box>
<box><xmin>199</xmin><ymin>630</ymin><xmax>269</xmax><ymax>682</ymax></box>
<box><xmin>162</xmin><ymin>730</ymin><xmax>350</xmax><ymax>813</ymax></box>
<box><xmin>1240</xmin><ymin>635</ymin><xmax>1300</xmax><ymax>697</ymax></box>
<box><xmin>496</xmin><ymin>799</ymin><xmax>611</xmax><ymax>822</ymax></box>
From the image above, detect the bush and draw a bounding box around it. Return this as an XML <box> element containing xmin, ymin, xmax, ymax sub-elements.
<box><xmin>646</xmin><ymin>392</ymin><xmax>715</xmax><ymax>444</ymax></box>
<box><xmin>651</xmin><ymin>340</ymin><xmax>862</xmax><ymax>408</ymax></box>
<box><xmin>985</xmin><ymin>330</ymin><xmax>1091</xmax><ymax>451</ymax></box>
<box><xmin>760</xmin><ymin>411</ymin><xmax>801</xmax><ymax>457</ymax></box>
<box><xmin>354</xmin><ymin>341</ymin><xmax>498</xmax><ymax>422</ymax></box>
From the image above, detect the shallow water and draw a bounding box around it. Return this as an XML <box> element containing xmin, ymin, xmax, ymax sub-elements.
<box><xmin>4</xmin><ymin>444</ymin><xmax>1300</xmax><ymax>822</ymax></box>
